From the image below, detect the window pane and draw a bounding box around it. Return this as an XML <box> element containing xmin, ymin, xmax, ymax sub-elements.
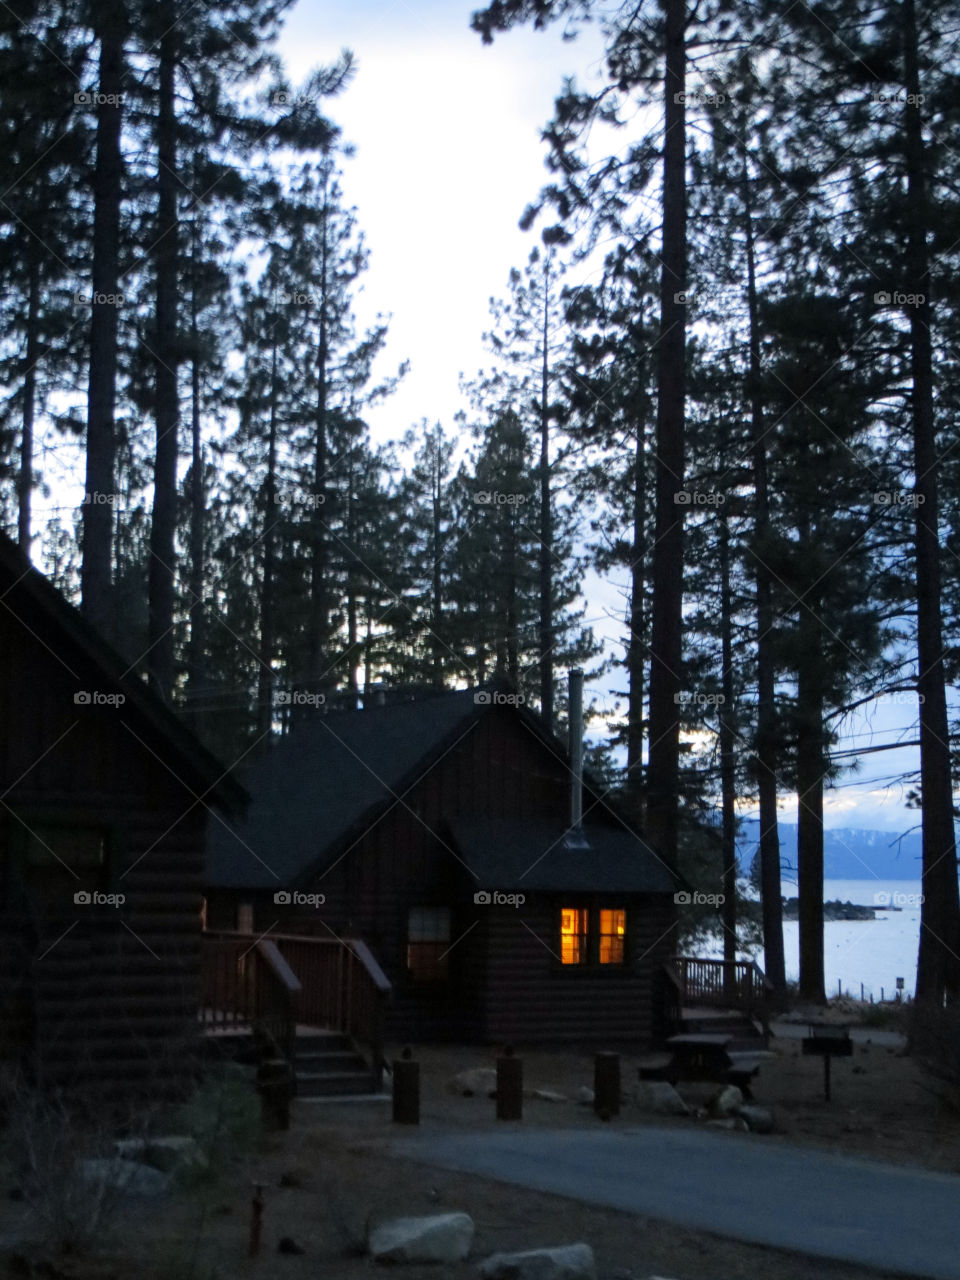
<box><xmin>561</xmin><ymin>906</ymin><xmax>588</xmax><ymax>965</ymax></box>
<box><xmin>408</xmin><ymin>907</ymin><xmax>451</xmax><ymax>942</ymax></box>
<box><xmin>599</xmin><ymin>908</ymin><xmax>626</xmax><ymax>964</ymax></box>
<box><xmin>407</xmin><ymin>908</ymin><xmax>451</xmax><ymax>980</ymax></box>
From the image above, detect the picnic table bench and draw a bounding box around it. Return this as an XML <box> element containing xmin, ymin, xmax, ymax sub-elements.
<box><xmin>639</xmin><ymin>1033</ymin><xmax>770</xmax><ymax>1099</ymax></box>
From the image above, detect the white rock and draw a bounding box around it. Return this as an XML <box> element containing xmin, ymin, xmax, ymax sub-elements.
<box><xmin>369</xmin><ymin>1212</ymin><xmax>474</xmax><ymax>1263</ymax></box>
<box><xmin>478</xmin><ymin>1243</ymin><xmax>596</xmax><ymax>1280</ymax></box>
<box><xmin>448</xmin><ymin>1068</ymin><xmax>498</xmax><ymax>1098</ymax></box>
<box><xmin>115</xmin><ymin>1135</ymin><xmax>207</xmax><ymax>1173</ymax></box>
<box><xmin>633</xmin><ymin>1081</ymin><xmax>690</xmax><ymax>1116</ymax></box>
<box><xmin>576</xmin><ymin>1086</ymin><xmax>595</xmax><ymax>1106</ymax></box>
<box><xmin>708</xmin><ymin>1084</ymin><xmax>743</xmax><ymax>1118</ymax></box>
<box><xmin>738</xmin><ymin>1104</ymin><xmax>775</xmax><ymax>1134</ymax></box>
<box><xmin>79</xmin><ymin>1157</ymin><xmax>169</xmax><ymax>1197</ymax></box>
<box><xmin>531</xmin><ymin>1089</ymin><xmax>567</xmax><ymax>1103</ymax></box>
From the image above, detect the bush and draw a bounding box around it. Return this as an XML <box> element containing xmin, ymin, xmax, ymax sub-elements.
<box><xmin>167</xmin><ymin>1061</ymin><xmax>259</xmax><ymax>1178</ymax></box>
<box><xmin>3</xmin><ymin>1077</ymin><xmax>131</xmax><ymax>1253</ymax></box>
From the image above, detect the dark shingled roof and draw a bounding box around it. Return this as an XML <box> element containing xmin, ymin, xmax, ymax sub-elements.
<box><xmin>446</xmin><ymin>817</ymin><xmax>678</xmax><ymax>895</ymax></box>
<box><xmin>206</xmin><ymin>687</ymin><xmax>483</xmax><ymax>888</ymax></box>
<box><xmin>0</xmin><ymin>531</ymin><xmax>244</xmax><ymax>810</ymax></box>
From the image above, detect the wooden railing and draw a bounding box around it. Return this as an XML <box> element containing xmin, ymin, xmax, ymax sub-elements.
<box><xmin>200</xmin><ymin>933</ymin><xmax>301</xmax><ymax>1061</ymax></box>
<box><xmin>664</xmin><ymin>955</ymin><xmax>775</xmax><ymax>1031</ymax></box>
<box><xmin>200</xmin><ymin>930</ymin><xmax>392</xmax><ymax>1087</ymax></box>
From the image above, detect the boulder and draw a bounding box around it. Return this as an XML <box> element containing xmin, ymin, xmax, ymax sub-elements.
<box><xmin>115</xmin><ymin>1135</ymin><xmax>207</xmax><ymax>1174</ymax></box>
<box><xmin>738</xmin><ymin>1105</ymin><xmax>775</xmax><ymax>1134</ymax></box>
<box><xmin>576</xmin><ymin>1086</ymin><xmax>595</xmax><ymax>1106</ymax></box>
<box><xmin>78</xmin><ymin>1158</ymin><xmax>169</xmax><ymax>1197</ymax></box>
<box><xmin>449</xmin><ymin>1068</ymin><xmax>498</xmax><ymax>1098</ymax></box>
<box><xmin>633</xmin><ymin>1081</ymin><xmax>690</xmax><ymax>1116</ymax></box>
<box><xmin>707</xmin><ymin>1084</ymin><xmax>743</xmax><ymax>1119</ymax></box>
<box><xmin>530</xmin><ymin>1089</ymin><xmax>567</xmax><ymax>1103</ymax></box>
<box><xmin>478</xmin><ymin>1243</ymin><xmax>596</xmax><ymax>1280</ymax></box>
<box><xmin>369</xmin><ymin>1212</ymin><xmax>474</xmax><ymax>1263</ymax></box>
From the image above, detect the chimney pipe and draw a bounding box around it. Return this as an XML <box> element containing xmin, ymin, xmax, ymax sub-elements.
<box><xmin>569</xmin><ymin>668</ymin><xmax>584</xmax><ymax>831</ymax></box>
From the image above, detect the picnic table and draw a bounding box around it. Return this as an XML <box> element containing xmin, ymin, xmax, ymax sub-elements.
<box><xmin>639</xmin><ymin>1032</ymin><xmax>768</xmax><ymax>1099</ymax></box>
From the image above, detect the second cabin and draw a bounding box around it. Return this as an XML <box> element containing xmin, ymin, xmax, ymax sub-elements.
<box><xmin>204</xmin><ymin>672</ymin><xmax>680</xmax><ymax>1067</ymax></box>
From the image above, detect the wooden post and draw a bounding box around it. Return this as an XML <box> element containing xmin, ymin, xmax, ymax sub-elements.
<box><xmin>256</xmin><ymin>1059</ymin><xmax>292</xmax><ymax>1131</ymax></box>
<box><xmin>594</xmin><ymin>1052</ymin><xmax>620</xmax><ymax>1118</ymax></box>
<box><xmin>392</xmin><ymin>1047</ymin><xmax>419</xmax><ymax>1124</ymax></box>
<box><xmin>249</xmin><ymin>1184</ymin><xmax>264</xmax><ymax>1257</ymax></box>
<box><xmin>496</xmin><ymin>1045</ymin><xmax>523</xmax><ymax>1121</ymax></box>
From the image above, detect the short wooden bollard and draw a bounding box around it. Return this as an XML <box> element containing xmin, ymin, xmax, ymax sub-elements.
<box><xmin>594</xmin><ymin>1052</ymin><xmax>620</xmax><ymax>1118</ymax></box>
<box><xmin>256</xmin><ymin>1058</ymin><xmax>292</xmax><ymax>1131</ymax></box>
<box><xmin>249</xmin><ymin>1183</ymin><xmax>264</xmax><ymax>1257</ymax></box>
<box><xmin>496</xmin><ymin>1045</ymin><xmax>523</xmax><ymax>1120</ymax></box>
<box><xmin>392</xmin><ymin>1046</ymin><xmax>420</xmax><ymax>1124</ymax></box>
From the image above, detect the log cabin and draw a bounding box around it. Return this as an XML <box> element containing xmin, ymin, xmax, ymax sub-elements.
<box><xmin>0</xmin><ymin>532</ymin><xmax>244</xmax><ymax>1104</ymax></box>
<box><xmin>204</xmin><ymin>673</ymin><xmax>682</xmax><ymax>1084</ymax></box>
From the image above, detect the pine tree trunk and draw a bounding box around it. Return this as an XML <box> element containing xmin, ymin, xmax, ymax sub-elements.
<box><xmin>431</xmin><ymin>445</ymin><xmax>444</xmax><ymax>687</ymax></box>
<box><xmin>346</xmin><ymin>479</ymin><xmax>360</xmax><ymax>704</ymax></box>
<box><xmin>186</xmin><ymin>219</ymin><xmax>205</xmax><ymax>732</ymax></box>
<box><xmin>147</xmin><ymin>23</ymin><xmax>179</xmax><ymax>700</ymax></box>
<box><xmin>18</xmin><ymin>255</ymin><xmax>39</xmax><ymax>554</ymax></box>
<box><xmin>626</xmin><ymin>415</ymin><xmax>646</xmax><ymax>800</ymax></box>
<box><xmin>308</xmin><ymin>183</ymin><xmax>330</xmax><ymax>704</ymax></box>
<box><xmin>718</xmin><ymin>424</ymin><xmax>738</xmax><ymax>990</ymax></box>
<box><xmin>903</xmin><ymin>0</ymin><xmax>960</xmax><ymax>1005</ymax></box>
<box><xmin>796</xmin><ymin>598</ymin><xmax>826</xmax><ymax>1004</ymax></box>
<box><xmin>645</xmin><ymin>0</ymin><xmax>687</xmax><ymax>866</ymax></box>
<box><xmin>256</xmin><ymin>342</ymin><xmax>280</xmax><ymax>738</ymax></box>
<box><xmin>744</xmin><ymin>160</ymin><xmax>786</xmax><ymax>995</ymax></box>
<box><xmin>539</xmin><ymin>263</ymin><xmax>554</xmax><ymax>731</ymax></box>
<box><xmin>81</xmin><ymin>5</ymin><xmax>125</xmax><ymax>634</ymax></box>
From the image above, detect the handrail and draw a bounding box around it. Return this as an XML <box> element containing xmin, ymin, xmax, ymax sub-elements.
<box><xmin>256</xmin><ymin>939</ymin><xmax>302</xmax><ymax>995</ymax></box>
<box><xmin>348</xmin><ymin>938</ymin><xmax>391</xmax><ymax>993</ymax></box>
<box><xmin>201</xmin><ymin>929</ymin><xmax>392</xmax><ymax>1091</ymax></box>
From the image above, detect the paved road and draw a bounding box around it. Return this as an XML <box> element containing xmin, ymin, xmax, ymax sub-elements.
<box><xmin>392</xmin><ymin>1126</ymin><xmax>960</xmax><ymax>1278</ymax></box>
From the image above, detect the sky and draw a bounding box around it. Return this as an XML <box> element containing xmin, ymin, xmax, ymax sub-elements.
<box><xmin>267</xmin><ymin>0</ymin><xmax>933</xmax><ymax>836</ymax></box>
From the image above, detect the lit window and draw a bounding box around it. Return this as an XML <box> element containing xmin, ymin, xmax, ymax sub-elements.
<box><xmin>561</xmin><ymin>907</ymin><xmax>588</xmax><ymax>965</ymax></box>
<box><xmin>407</xmin><ymin>907</ymin><xmax>451</xmax><ymax>981</ymax></box>
<box><xmin>599</xmin><ymin>908</ymin><xmax>626</xmax><ymax>964</ymax></box>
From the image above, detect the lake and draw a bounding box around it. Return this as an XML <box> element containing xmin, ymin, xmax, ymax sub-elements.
<box><xmin>706</xmin><ymin>879</ymin><xmax>924</xmax><ymax>1000</ymax></box>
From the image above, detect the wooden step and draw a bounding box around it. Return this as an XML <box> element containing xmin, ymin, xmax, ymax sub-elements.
<box><xmin>296</xmin><ymin>1069</ymin><xmax>374</xmax><ymax>1097</ymax></box>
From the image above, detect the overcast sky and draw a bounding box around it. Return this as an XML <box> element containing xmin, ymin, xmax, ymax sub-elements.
<box><xmin>269</xmin><ymin>0</ymin><xmax>930</xmax><ymax>836</ymax></box>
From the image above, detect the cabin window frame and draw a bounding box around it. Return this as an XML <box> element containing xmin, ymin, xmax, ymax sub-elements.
<box><xmin>557</xmin><ymin>899</ymin><xmax>629</xmax><ymax>971</ymax></box>
<box><xmin>2</xmin><ymin>809</ymin><xmax>123</xmax><ymax>914</ymax></box>
<box><xmin>405</xmin><ymin>905</ymin><xmax>452</xmax><ymax>984</ymax></box>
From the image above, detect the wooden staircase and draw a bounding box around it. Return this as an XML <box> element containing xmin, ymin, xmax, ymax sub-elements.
<box><xmin>658</xmin><ymin>955</ymin><xmax>776</xmax><ymax>1047</ymax></box>
<box><xmin>199</xmin><ymin>930</ymin><xmax>392</xmax><ymax>1098</ymax></box>
<box><xmin>202</xmin><ymin>1021</ymin><xmax>380</xmax><ymax>1097</ymax></box>
<box><xmin>679</xmin><ymin>1006</ymin><xmax>769</xmax><ymax>1051</ymax></box>
<box><xmin>294</xmin><ymin>1028</ymin><xmax>378</xmax><ymax>1097</ymax></box>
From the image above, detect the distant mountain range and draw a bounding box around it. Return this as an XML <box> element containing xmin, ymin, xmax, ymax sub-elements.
<box><xmin>735</xmin><ymin>821</ymin><xmax>923</xmax><ymax>881</ymax></box>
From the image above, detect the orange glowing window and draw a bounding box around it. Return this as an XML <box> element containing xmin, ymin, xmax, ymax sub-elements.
<box><xmin>561</xmin><ymin>907</ymin><xmax>588</xmax><ymax>965</ymax></box>
<box><xmin>599</xmin><ymin>908</ymin><xmax>626</xmax><ymax>965</ymax></box>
